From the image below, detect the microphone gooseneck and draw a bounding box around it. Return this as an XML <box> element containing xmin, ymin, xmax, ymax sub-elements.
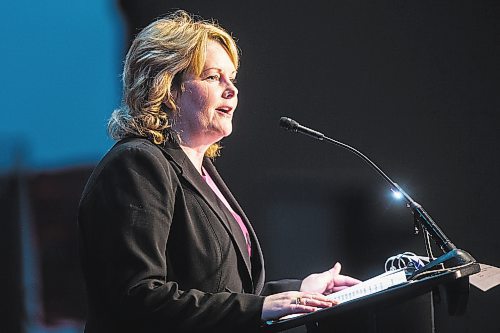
<box><xmin>280</xmin><ymin>117</ymin><xmax>409</xmax><ymax>203</ymax></box>
<box><xmin>279</xmin><ymin>116</ymin><xmax>475</xmax><ymax>275</ymax></box>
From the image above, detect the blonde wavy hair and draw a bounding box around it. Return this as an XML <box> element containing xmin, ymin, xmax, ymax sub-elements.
<box><xmin>108</xmin><ymin>10</ymin><xmax>239</xmax><ymax>157</ymax></box>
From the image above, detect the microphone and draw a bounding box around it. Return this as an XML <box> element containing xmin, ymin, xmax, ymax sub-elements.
<box><xmin>279</xmin><ymin>116</ymin><xmax>475</xmax><ymax>277</ymax></box>
<box><xmin>279</xmin><ymin>117</ymin><xmax>325</xmax><ymax>140</ymax></box>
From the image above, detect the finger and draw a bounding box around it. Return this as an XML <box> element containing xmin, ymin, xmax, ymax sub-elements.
<box><xmin>301</xmin><ymin>294</ymin><xmax>335</xmax><ymax>307</ymax></box>
<box><xmin>334</xmin><ymin>274</ymin><xmax>362</xmax><ymax>286</ymax></box>
<box><xmin>290</xmin><ymin>304</ymin><xmax>319</xmax><ymax>314</ymax></box>
<box><xmin>302</xmin><ymin>292</ymin><xmax>333</xmax><ymax>300</ymax></box>
<box><xmin>291</xmin><ymin>294</ymin><xmax>331</xmax><ymax>305</ymax></box>
<box><xmin>289</xmin><ymin>302</ymin><xmax>331</xmax><ymax>314</ymax></box>
<box><xmin>331</xmin><ymin>285</ymin><xmax>350</xmax><ymax>292</ymax></box>
<box><xmin>329</xmin><ymin>262</ymin><xmax>342</xmax><ymax>277</ymax></box>
<box><xmin>297</xmin><ymin>294</ymin><xmax>339</xmax><ymax>304</ymax></box>
<box><xmin>305</xmin><ymin>297</ymin><xmax>333</xmax><ymax>308</ymax></box>
<box><xmin>289</xmin><ymin>297</ymin><xmax>320</xmax><ymax>312</ymax></box>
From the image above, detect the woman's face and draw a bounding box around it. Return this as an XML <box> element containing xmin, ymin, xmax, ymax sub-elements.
<box><xmin>174</xmin><ymin>40</ymin><xmax>238</xmax><ymax>147</ymax></box>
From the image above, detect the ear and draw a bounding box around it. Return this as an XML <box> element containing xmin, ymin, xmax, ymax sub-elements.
<box><xmin>170</xmin><ymin>86</ymin><xmax>180</xmax><ymax>102</ymax></box>
<box><xmin>164</xmin><ymin>85</ymin><xmax>180</xmax><ymax>110</ymax></box>
<box><xmin>164</xmin><ymin>72</ymin><xmax>185</xmax><ymax>112</ymax></box>
<box><xmin>171</xmin><ymin>71</ymin><xmax>185</xmax><ymax>98</ymax></box>
<box><xmin>162</xmin><ymin>95</ymin><xmax>177</xmax><ymax>114</ymax></box>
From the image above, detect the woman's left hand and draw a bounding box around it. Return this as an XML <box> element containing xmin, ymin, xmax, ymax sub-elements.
<box><xmin>300</xmin><ymin>262</ymin><xmax>361</xmax><ymax>295</ymax></box>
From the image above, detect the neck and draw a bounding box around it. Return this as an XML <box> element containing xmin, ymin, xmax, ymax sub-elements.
<box><xmin>179</xmin><ymin>144</ymin><xmax>209</xmax><ymax>174</ymax></box>
<box><xmin>170</xmin><ymin>123</ymin><xmax>220</xmax><ymax>174</ymax></box>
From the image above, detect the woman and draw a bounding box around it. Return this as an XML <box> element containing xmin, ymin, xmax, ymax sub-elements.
<box><xmin>78</xmin><ymin>10</ymin><xmax>359</xmax><ymax>333</ymax></box>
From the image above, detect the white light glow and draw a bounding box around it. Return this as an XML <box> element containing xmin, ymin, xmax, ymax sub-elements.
<box><xmin>391</xmin><ymin>190</ymin><xmax>403</xmax><ymax>200</ymax></box>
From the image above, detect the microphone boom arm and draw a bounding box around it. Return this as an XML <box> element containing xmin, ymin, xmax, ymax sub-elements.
<box><xmin>279</xmin><ymin>117</ymin><xmax>475</xmax><ymax>276</ymax></box>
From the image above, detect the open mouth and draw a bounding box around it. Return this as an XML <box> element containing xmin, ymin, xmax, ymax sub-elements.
<box><xmin>216</xmin><ymin>107</ymin><xmax>233</xmax><ymax>116</ymax></box>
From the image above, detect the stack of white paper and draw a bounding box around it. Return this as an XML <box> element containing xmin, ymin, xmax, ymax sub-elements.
<box><xmin>279</xmin><ymin>269</ymin><xmax>408</xmax><ymax>321</ymax></box>
<box><xmin>327</xmin><ymin>268</ymin><xmax>408</xmax><ymax>304</ymax></box>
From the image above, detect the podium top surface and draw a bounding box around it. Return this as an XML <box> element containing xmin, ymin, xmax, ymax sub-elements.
<box><xmin>263</xmin><ymin>263</ymin><xmax>480</xmax><ymax>332</ymax></box>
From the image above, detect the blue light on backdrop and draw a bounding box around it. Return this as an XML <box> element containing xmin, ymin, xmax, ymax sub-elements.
<box><xmin>0</xmin><ymin>0</ymin><xmax>124</xmax><ymax>170</ymax></box>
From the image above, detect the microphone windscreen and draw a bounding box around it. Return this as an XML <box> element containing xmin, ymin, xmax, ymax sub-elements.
<box><xmin>279</xmin><ymin>117</ymin><xmax>299</xmax><ymax>131</ymax></box>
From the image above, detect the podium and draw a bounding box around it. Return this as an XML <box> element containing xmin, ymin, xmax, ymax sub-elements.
<box><xmin>263</xmin><ymin>263</ymin><xmax>480</xmax><ymax>333</ymax></box>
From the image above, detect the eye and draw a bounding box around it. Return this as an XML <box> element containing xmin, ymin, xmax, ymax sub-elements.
<box><xmin>230</xmin><ymin>77</ymin><xmax>238</xmax><ymax>84</ymax></box>
<box><xmin>205</xmin><ymin>74</ymin><xmax>220</xmax><ymax>81</ymax></box>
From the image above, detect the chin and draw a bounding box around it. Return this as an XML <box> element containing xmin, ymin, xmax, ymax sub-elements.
<box><xmin>222</xmin><ymin>126</ymin><xmax>233</xmax><ymax>137</ymax></box>
<box><xmin>203</xmin><ymin>126</ymin><xmax>232</xmax><ymax>143</ymax></box>
<box><xmin>222</xmin><ymin>125</ymin><xmax>234</xmax><ymax>138</ymax></box>
<box><xmin>212</xmin><ymin>122</ymin><xmax>233</xmax><ymax>138</ymax></box>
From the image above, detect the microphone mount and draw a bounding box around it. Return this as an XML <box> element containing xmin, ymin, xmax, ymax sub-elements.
<box><xmin>279</xmin><ymin>117</ymin><xmax>475</xmax><ymax>278</ymax></box>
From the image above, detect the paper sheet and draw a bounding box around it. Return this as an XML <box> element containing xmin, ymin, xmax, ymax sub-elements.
<box><xmin>469</xmin><ymin>263</ymin><xmax>500</xmax><ymax>292</ymax></box>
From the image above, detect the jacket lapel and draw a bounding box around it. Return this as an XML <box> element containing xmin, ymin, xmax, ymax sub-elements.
<box><xmin>203</xmin><ymin>160</ymin><xmax>265</xmax><ymax>293</ymax></box>
<box><xmin>202</xmin><ymin>160</ymin><xmax>253</xmax><ymax>272</ymax></box>
<box><xmin>158</xmin><ymin>142</ymin><xmax>255</xmax><ymax>286</ymax></box>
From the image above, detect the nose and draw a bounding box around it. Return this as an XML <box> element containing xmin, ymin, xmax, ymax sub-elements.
<box><xmin>223</xmin><ymin>80</ymin><xmax>238</xmax><ymax>99</ymax></box>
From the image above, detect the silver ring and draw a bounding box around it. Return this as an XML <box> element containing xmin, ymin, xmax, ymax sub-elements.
<box><xmin>294</xmin><ymin>297</ymin><xmax>302</xmax><ymax>305</ymax></box>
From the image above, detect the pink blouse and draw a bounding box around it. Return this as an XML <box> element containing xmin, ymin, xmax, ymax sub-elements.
<box><xmin>202</xmin><ymin>168</ymin><xmax>252</xmax><ymax>257</ymax></box>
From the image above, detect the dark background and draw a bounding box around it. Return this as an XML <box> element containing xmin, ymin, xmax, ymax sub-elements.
<box><xmin>1</xmin><ymin>1</ymin><xmax>499</xmax><ymax>332</ymax></box>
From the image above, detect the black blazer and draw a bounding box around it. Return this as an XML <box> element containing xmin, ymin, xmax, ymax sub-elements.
<box><xmin>78</xmin><ymin>138</ymin><xmax>300</xmax><ymax>333</ymax></box>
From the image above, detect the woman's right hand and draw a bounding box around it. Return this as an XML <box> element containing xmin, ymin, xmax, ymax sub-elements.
<box><xmin>261</xmin><ymin>291</ymin><xmax>336</xmax><ymax>321</ymax></box>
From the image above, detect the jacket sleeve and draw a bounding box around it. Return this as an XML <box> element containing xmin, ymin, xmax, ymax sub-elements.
<box><xmin>78</xmin><ymin>141</ymin><xmax>264</xmax><ymax>332</ymax></box>
<box><xmin>261</xmin><ymin>279</ymin><xmax>303</xmax><ymax>296</ymax></box>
